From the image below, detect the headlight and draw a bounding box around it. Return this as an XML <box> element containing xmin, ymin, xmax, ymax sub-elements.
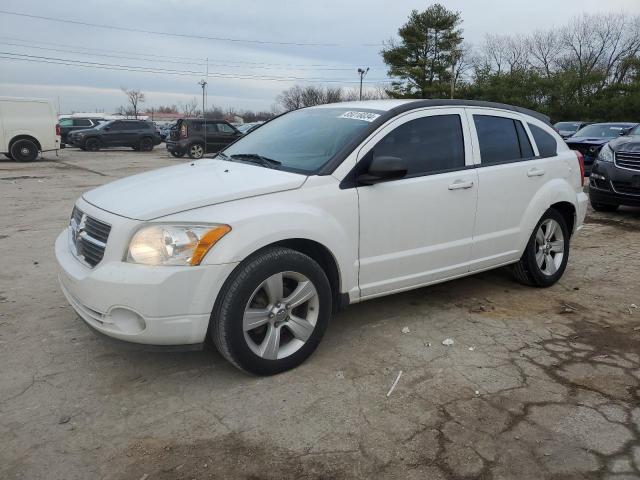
<box><xmin>127</xmin><ymin>224</ymin><xmax>231</xmax><ymax>266</ymax></box>
<box><xmin>597</xmin><ymin>145</ymin><xmax>614</xmax><ymax>162</ymax></box>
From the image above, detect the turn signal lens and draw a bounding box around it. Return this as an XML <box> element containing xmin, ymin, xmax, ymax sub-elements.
<box><xmin>190</xmin><ymin>225</ymin><xmax>232</xmax><ymax>265</ymax></box>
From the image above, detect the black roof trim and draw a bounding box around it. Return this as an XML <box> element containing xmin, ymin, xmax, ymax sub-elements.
<box><xmin>317</xmin><ymin>99</ymin><xmax>551</xmax><ymax>176</ymax></box>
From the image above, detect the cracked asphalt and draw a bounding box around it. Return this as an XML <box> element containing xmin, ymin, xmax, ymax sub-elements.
<box><xmin>1</xmin><ymin>148</ymin><xmax>639</xmax><ymax>480</ymax></box>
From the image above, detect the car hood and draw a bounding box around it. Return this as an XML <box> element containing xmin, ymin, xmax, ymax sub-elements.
<box><xmin>82</xmin><ymin>158</ymin><xmax>307</xmax><ymax>220</ymax></box>
<box><xmin>69</xmin><ymin>127</ymin><xmax>99</xmax><ymax>135</ymax></box>
<box><xmin>565</xmin><ymin>136</ymin><xmax>613</xmax><ymax>146</ymax></box>
<box><xmin>609</xmin><ymin>136</ymin><xmax>640</xmax><ymax>153</ymax></box>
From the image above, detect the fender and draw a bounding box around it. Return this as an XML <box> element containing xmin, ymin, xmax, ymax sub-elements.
<box><xmin>158</xmin><ymin>176</ymin><xmax>360</xmax><ymax>297</ymax></box>
<box><xmin>517</xmin><ymin>177</ymin><xmax>578</xmax><ymax>254</ymax></box>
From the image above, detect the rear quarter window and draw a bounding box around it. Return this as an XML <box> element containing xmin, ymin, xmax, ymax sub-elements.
<box><xmin>528</xmin><ymin>124</ymin><xmax>558</xmax><ymax>157</ymax></box>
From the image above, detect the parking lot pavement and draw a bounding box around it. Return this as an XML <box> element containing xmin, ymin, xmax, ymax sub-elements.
<box><xmin>1</xmin><ymin>148</ymin><xmax>639</xmax><ymax>479</ymax></box>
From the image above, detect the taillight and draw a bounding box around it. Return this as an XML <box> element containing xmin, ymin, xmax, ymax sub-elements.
<box><xmin>55</xmin><ymin>124</ymin><xmax>61</xmax><ymax>136</ymax></box>
<box><xmin>180</xmin><ymin>123</ymin><xmax>188</xmax><ymax>139</ymax></box>
<box><xmin>575</xmin><ymin>150</ymin><xmax>585</xmax><ymax>186</ymax></box>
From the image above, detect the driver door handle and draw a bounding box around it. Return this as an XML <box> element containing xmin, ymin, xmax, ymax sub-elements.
<box><xmin>527</xmin><ymin>167</ymin><xmax>546</xmax><ymax>177</ymax></box>
<box><xmin>448</xmin><ymin>180</ymin><xmax>474</xmax><ymax>190</ymax></box>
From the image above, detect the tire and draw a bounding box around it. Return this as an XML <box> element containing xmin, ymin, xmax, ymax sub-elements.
<box><xmin>590</xmin><ymin>201</ymin><xmax>618</xmax><ymax>212</ymax></box>
<box><xmin>10</xmin><ymin>139</ymin><xmax>38</xmax><ymax>162</ymax></box>
<box><xmin>84</xmin><ymin>138</ymin><xmax>100</xmax><ymax>152</ymax></box>
<box><xmin>513</xmin><ymin>208</ymin><xmax>570</xmax><ymax>288</ymax></box>
<box><xmin>187</xmin><ymin>143</ymin><xmax>204</xmax><ymax>159</ymax></box>
<box><xmin>139</xmin><ymin>137</ymin><xmax>154</xmax><ymax>152</ymax></box>
<box><xmin>170</xmin><ymin>151</ymin><xmax>185</xmax><ymax>158</ymax></box>
<box><xmin>4</xmin><ymin>153</ymin><xmax>13</xmax><ymax>160</ymax></box>
<box><xmin>210</xmin><ymin>247</ymin><xmax>332</xmax><ymax>375</ymax></box>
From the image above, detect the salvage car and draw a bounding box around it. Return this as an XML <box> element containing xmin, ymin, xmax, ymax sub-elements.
<box><xmin>589</xmin><ymin>123</ymin><xmax>640</xmax><ymax>211</ymax></box>
<box><xmin>165</xmin><ymin>119</ymin><xmax>242</xmax><ymax>159</ymax></box>
<box><xmin>565</xmin><ymin>122</ymin><xmax>637</xmax><ymax>175</ymax></box>
<box><xmin>553</xmin><ymin>121</ymin><xmax>590</xmax><ymax>139</ymax></box>
<box><xmin>55</xmin><ymin>100</ymin><xmax>587</xmax><ymax>375</ymax></box>
<box><xmin>67</xmin><ymin>119</ymin><xmax>161</xmax><ymax>152</ymax></box>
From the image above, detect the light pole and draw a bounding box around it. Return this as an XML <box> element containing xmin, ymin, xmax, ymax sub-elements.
<box><xmin>198</xmin><ymin>79</ymin><xmax>207</xmax><ymax>156</ymax></box>
<box><xmin>357</xmin><ymin>67</ymin><xmax>369</xmax><ymax>101</ymax></box>
<box><xmin>198</xmin><ymin>79</ymin><xmax>207</xmax><ymax>118</ymax></box>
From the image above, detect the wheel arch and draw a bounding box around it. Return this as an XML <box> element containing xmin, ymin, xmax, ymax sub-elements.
<box><xmin>9</xmin><ymin>135</ymin><xmax>41</xmax><ymax>152</ymax></box>
<box><xmin>549</xmin><ymin>201</ymin><xmax>576</xmax><ymax>236</ymax></box>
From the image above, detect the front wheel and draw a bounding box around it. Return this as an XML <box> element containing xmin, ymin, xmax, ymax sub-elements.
<box><xmin>84</xmin><ymin>138</ymin><xmax>100</xmax><ymax>152</ymax></box>
<box><xmin>187</xmin><ymin>143</ymin><xmax>204</xmax><ymax>159</ymax></box>
<box><xmin>513</xmin><ymin>209</ymin><xmax>570</xmax><ymax>287</ymax></box>
<box><xmin>139</xmin><ymin>137</ymin><xmax>154</xmax><ymax>151</ymax></box>
<box><xmin>10</xmin><ymin>140</ymin><xmax>38</xmax><ymax>162</ymax></box>
<box><xmin>210</xmin><ymin>247</ymin><xmax>332</xmax><ymax>375</ymax></box>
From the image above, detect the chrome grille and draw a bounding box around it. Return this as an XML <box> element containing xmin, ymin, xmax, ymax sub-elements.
<box><xmin>614</xmin><ymin>150</ymin><xmax>640</xmax><ymax>171</ymax></box>
<box><xmin>611</xmin><ymin>181</ymin><xmax>640</xmax><ymax>196</ymax></box>
<box><xmin>69</xmin><ymin>207</ymin><xmax>111</xmax><ymax>267</ymax></box>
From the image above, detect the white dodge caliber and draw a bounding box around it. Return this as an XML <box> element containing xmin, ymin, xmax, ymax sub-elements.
<box><xmin>55</xmin><ymin>100</ymin><xmax>588</xmax><ymax>374</ymax></box>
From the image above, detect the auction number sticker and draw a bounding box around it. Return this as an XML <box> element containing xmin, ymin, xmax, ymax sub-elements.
<box><xmin>339</xmin><ymin>111</ymin><xmax>381</xmax><ymax>122</ymax></box>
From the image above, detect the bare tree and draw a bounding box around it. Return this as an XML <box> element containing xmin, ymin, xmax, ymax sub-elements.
<box><xmin>277</xmin><ymin>85</ymin><xmax>344</xmax><ymax>111</ymax></box>
<box><xmin>527</xmin><ymin>29</ymin><xmax>563</xmax><ymax>78</ymax></box>
<box><xmin>181</xmin><ymin>98</ymin><xmax>200</xmax><ymax>117</ymax></box>
<box><xmin>121</xmin><ymin>87</ymin><xmax>145</xmax><ymax>119</ymax></box>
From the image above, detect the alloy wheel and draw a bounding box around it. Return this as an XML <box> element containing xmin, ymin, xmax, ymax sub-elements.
<box><xmin>535</xmin><ymin>218</ymin><xmax>565</xmax><ymax>276</ymax></box>
<box><xmin>190</xmin><ymin>144</ymin><xmax>204</xmax><ymax>158</ymax></box>
<box><xmin>243</xmin><ymin>271</ymin><xmax>319</xmax><ymax>360</ymax></box>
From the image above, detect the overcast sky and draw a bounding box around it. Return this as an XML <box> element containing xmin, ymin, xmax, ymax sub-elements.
<box><xmin>1</xmin><ymin>0</ymin><xmax>639</xmax><ymax>114</ymax></box>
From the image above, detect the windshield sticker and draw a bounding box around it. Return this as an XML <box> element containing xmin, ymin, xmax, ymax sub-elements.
<box><xmin>339</xmin><ymin>111</ymin><xmax>381</xmax><ymax>122</ymax></box>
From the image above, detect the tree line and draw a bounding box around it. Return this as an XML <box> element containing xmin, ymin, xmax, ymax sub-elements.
<box><xmin>276</xmin><ymin>5</ymin><xmax>640</xmax><ymax>123</ymax></box>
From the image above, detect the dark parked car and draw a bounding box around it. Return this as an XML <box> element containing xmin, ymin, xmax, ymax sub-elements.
<box><xmin>565</xmin><ymin>123</ymin><xmax>637</xmax><ymax>175</ymax></box>
<box><xmin>553</xmin><ymin>121</ymin><xmax>591</xmax><ymax>139</ymax></box>
<box><xmin>589</xmin><ymin>123</ymin><xmax>640</xmax><ymax>211</ymax></box>
<box><xmin>58</xmin><ymin>117</ymin><xmax>105</xmax><ymax>145</ymax></box>
<box><xmin>67</xmin><ymin>119</ymin><xmax>162</xmax><ymax>152</ymax></box>
<box><xmin>166</xmin><ymin>119</ymin><xmax>242</xmax><ymax>159</ymax></box>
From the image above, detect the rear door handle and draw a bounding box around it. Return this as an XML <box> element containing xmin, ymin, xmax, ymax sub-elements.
<box><xmin>527</xmin><ymin>167</ymin><xmax>546</xmax><ymax>177</ymax></box>
<box><xmin>448</xmin><ymin>180</ymin><xmax>474</xmax><ymax>190</ymax></box>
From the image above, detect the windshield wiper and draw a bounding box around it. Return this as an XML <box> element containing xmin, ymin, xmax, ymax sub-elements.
<box><xmin>229</xmin><ymin>153</ymin><xmax>281</xmax><ymax>169</ymax></box>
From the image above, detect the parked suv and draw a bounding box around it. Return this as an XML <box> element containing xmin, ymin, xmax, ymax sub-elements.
<box><xmin>67</xmin><ymin>119</ymin><xmax>161</xmax><ymax>151</ymax></box>
<box><xmin>166</xmin><ymin>119</ymin><xmax>242</xmax><ymax>159</ymax></box>
<box><xmin>55</xmin><ymin>100</ymin><xmax>587</xmax><ymax>375</ymax></box>
<box><xmin>58</xmin><ymin>117</ymin><xmax>104</xmax><ymax>146</ymax></box>
<box><xmin>565</xmin><ymin>123</ymin><xmax>637</xmax><ymax>175</ymax></box>
<box><xmin>589</xmin><ymin>123</ymin><xmax>640</xmax><ymax>211</ymax></box>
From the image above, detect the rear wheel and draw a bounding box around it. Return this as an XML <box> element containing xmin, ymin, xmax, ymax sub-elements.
<box><xmin>170</xmin><ymin>151</ymin><xmax>185</xmax><ymax>158</ymax></box>
<box><xmin>211</xmin><ymin>247</ymin><xmax>332</xmax><ymax>375</ymax></box>
<box><xmin>513</xmin><ymin>209</ymin><xmax>570</xmax><ymax>287</ymax></box>
<box><xmin>188</xmin><ymin>143</ymin><xmax>204</xmax><ymax>159</ymax></box>
<box><xmin>139</xmin><ymin>137</ymin><xmax>154</xmax><ymax>152</ymax></box>
<box><xmin>85</xmin><ymin>138</ymin><xmax>100</xmax><ymax>151</ymax></box>
<box><xmin>4</xmin><ymin>153</ymin><xmax>13</xmax><ymax>160</ymax></box>
<box><xmin>590</xmin><ymin>201</ymin><xmax>618</xmax><ymax>212</ymax></box>
<box><xmin>10</xmin><ymin>139</ymin><xmax>38</xmax><ymax>162</ymax></box>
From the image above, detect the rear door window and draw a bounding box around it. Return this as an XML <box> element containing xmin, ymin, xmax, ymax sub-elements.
<box><xmin>73</xmin><ymin>119</ymin><xmax>92</xmax><ymax>127</ymax></box>
<box><xmin>372</xmin><ymin>114</ymin><xmax>465</xmax><ymax>176</ymax></box>
<box><xmin>473</xmin><ymin>115</ymin><xmax>536</xmax><ymax>164</ymax></box>
<box><xmin>528</xmin><ymin>124</ymin><xmax>558</xmax><ymax>157</ymax></box>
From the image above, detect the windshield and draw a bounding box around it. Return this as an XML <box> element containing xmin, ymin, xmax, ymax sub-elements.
<box><xmin>95</xmin><ymin>120</ymin><xmax>114</xmax><ymax>130</ymax></box>
<box><xmin>554</xmin><ymin>122</ymin><xmax>581</xmax><ymax>131</ymax></box>
<box><xmin>222</xmin><ymin>107</ymin><xmax>383</xmax><ymax>173</ymax></box>
<box><xmin>574</xmin><ymin>124</ymin><xmax>630</xmax><ymax>138</ymax></box>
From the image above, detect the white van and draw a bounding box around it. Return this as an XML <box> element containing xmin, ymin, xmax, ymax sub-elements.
<box><xmin>0</xmin><ymin>97</ymin><xmax>60</xmax><ymax>161</ymax></box>
<box><xmin>56</xmin><ymin>99</ymin><xmax>587</xmax><ymax>375</ymax></box>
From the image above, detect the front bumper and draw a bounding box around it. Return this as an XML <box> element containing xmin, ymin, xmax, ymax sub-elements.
<box><xmin>54</xmin><ymin>205</ymin><xmax>238</xmax><ymax>345</ymax></box>
<box><xmin>589</xmin><ymin>161</ymin><xmax>640</xmax><ymax>207</ymax></box>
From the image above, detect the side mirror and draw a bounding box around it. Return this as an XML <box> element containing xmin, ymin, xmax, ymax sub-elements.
<box><xmin>357</xmin><ymin>155</ymin><xmax>407</xmax><ymax>185</ymax></box>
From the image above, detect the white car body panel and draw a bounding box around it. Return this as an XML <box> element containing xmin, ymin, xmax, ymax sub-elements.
<box><xmin>0</xmin><ymin>96</ymin><xmax>60</xmax><ymax>153</ymax></box>
<box><xmin>54</xmin><ymin>100</ymin><xmax>588</xmax><ymax>346</ymax></box>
